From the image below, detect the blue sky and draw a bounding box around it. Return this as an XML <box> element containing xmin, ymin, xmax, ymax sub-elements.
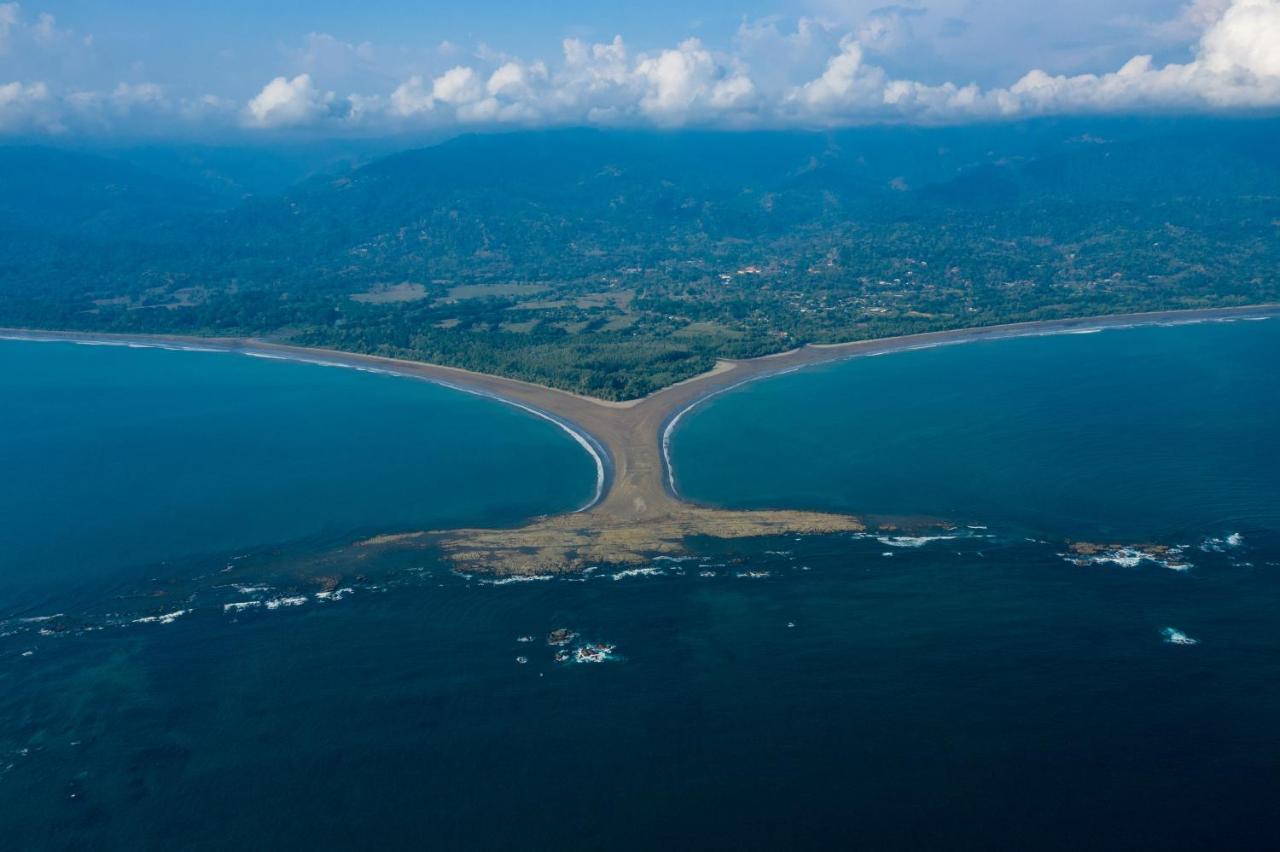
<box><xmin>2</xmin><ymin>1</ymin><xmax>1279</xmax><ymax>136</ymax></box>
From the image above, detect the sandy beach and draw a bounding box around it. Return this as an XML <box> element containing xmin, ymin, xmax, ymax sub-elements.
<box><xmin>6</xmin><ymin>303</ymin><xmax>1277</xmax><ymax>572</ymax></box>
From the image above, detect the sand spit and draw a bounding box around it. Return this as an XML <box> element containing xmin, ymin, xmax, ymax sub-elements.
<box><xmin>6</xmin><ymin>304</ymin><xmax>1277</xmax><ymax>574</ymax></box>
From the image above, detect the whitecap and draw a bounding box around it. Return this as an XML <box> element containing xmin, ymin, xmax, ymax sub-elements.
<box><xmin>876</xmin><ymin>535</ymin><xmax>957</xmax><ymax>548</ymax></box>
<box><xmin>264</xmin><ymin>596</ymin><xmax>307</xmax><ymax>610</ymax></box>
<box><xmin>132</xmin><ymin>609</ymin><xmax>189</xmax><ymax>625</ymax></box>
<box><xmin>1200</xmin><ymin>533</ymin><xmax>1244</xmax><ymax>553</ymax></box>
<box><xmin>223</xmin><ymin>601</ymin><xmax>262</xmax><ymax>613</ymax></box>
<box><xmin>1162</xmin><ymin>627</ymin><xmax>1199</xmax><ymax>646</ymax></box>
<box><xmin>480</xmin><ymin>575</ymin><xmax>553</xmax><ymax>586</ymax></box>
<box><xmin>611</xmin><ymin>566</ymin><xmax>664</xmax><ymax>580</ymax></box>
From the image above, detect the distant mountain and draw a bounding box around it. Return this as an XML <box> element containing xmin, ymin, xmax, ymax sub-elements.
<box><xmin>2</xmin><ymin>118</ymin><xmax>1277</xmax><ymax>398</ymax></box>
<box><xmin>97</xmin><ymin>139</ymin><xmax>409</xmax><ymax>200</ymax></box>
<box><xmin>0</xmin><ymin>147</ymin><xmax>226</xmax><ymax>236</ymax></box>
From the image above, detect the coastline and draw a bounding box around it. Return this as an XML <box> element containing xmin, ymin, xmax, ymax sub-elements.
<box><xmin>4</xmin><ymin>303</ymin><xmax>1278</xmax><ymax>547</ymax></box>
<box><xmin>0</xmin><ymin>331</ymin><xmax>613</xmax><ymax>514</ymax></box>
<box><xmin>656</xmin><ymin>305</ymin><xmax>1280</xmax><ymax>497</ymax></box>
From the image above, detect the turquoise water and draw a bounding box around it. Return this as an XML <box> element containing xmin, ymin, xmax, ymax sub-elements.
<box><xmin>674</xmin><ymin>319</ymin><xmax>1280</xmax><ymax>540</ymax></box>
<box><xmin>0</xmin><ymin>340</ymin><xmax>594</xmax><ymax>608</ymax></box>
<box><xmin>2</xmin><ymin>321</ymin><xmax>1279</xmax><ymax>850</ymax></box>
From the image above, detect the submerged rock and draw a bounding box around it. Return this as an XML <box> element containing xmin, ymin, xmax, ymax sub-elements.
<box><xmin>547</xmin><ymin>628</ymin><xmax>578</xmax><ymax>646</ymax></box>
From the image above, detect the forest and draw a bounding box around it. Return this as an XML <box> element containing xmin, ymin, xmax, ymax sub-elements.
<box><xmin>2</xmin><ymin>118</ymin><xmax>1278</xmax><ymax>399</ymax></box>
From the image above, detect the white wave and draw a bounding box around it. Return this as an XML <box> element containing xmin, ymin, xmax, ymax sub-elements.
<box><xmin>223</xmin><ymin>601</ymin><xmax>262</xmax><ymax>613</ymax></box>
<box><xmin>1161</xmin><ymin>627</ymin><xmax>1199</xmax><ymax>646</ymax></box>
<box><xmin>876</xmin><ymin>535</ymin><xmax>957</xmax><ymax>548</ymax></box>
<box><xmin>573</xmin><ymin>643</ymin><xmax>617</xmax><ymax>664</ymax></box>
<box><xmin>611</xmin><ymin>566</ymin><xmax>664</xmax><ymax>580</ymax></box>
<box><xmin>380</xmin><ymin>374</ymin><xmax>608</xmax><ymax>512</ymax></box>
<box><xmin>19</xmin><ymin>613</ymin><xmax>64</xmax><ymax>623</ymax></box>
<box><xmin>132</xmin><ymin>609</ymin><xmax>189</xmax><ymax>625</ymax></box>
<box><xmin>1065</xmin><ymin>545</ymin><xmax>1193</xmax><ymax>571</ymax></box>
<box><xmin>480</xmin><ymin>575</ymin><xmax>553</xmax><ymax>586</ymax></box>
<box><xmin>735</xmin><ymin>570</ymin><xmax>771</xmax><ymax>579</ymax></box>
<box><xmin>1086</xmin><ymin>549</ymin><xmax>1146</xmax><ymax>568</ymax></box>
<box><xmin>264</xmin><ymin>596</ymin><xmax>307</xmax><ymax>610</ymax></box>
<box><xmin>314</xmin><ymin>587</ymin><xmax>355</xmax><ymax>600</ymax></box>
<box><xmin>1200</xmin><ymin>533</ymin><xmax>1244</xmax><ymax>552</ymax></box>
<box><xmin>661</xmin><ymin>373</ymin><xmax>762</xmax><ymax>496</ymax></box>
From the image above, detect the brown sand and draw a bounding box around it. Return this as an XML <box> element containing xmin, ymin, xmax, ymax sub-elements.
<box><xmin>6</xmin><ymin>304</ymin><xmax>1277</xmax><ymax>574</ymax></box>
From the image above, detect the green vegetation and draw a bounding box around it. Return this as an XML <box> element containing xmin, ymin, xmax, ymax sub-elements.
<box><xmin>2</xmin><ymin>119</ymin><xmax>1278</xmax><ymax>399</ymax></box>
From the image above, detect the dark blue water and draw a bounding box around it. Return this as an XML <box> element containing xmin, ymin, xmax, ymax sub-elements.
<box><xmin>2</xmin><ymin>321</ymin><xmax>1278</xmax><ymax>850</ymax></box>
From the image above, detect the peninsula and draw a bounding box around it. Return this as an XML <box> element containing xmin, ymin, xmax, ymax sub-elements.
<box><xmin>6</xmin><ymin>304</ymin><xmax>1277</xmax><ymax>574</ymax></box>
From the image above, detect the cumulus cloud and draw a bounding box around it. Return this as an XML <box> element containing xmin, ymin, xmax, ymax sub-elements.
<box><xmin>786</xmin><ymin>0</ymin><xmax>1280</xmax><ymax>120</ymax></box>
<box><xmin>2</xmin><ymin>0</ymin><xmax>1279</xmax><ymax>135</ymax></box>
<box><xmin>0</xmin><ymin>79</ymin><xmax>53</xmax><ymax>131</ymax></box>
<box><xmin>634</xmin><ymin>39</ymin><xmax>755</xmax><ymax>122</ymax></box>
<box><xmin>983</xmin><ymin>0</ymin><xmax>1280</xmax><ymax>114</ymax></box>
<box><xmin>361</xmin><ymin>0</ymin><xmax>1280</xmax><ymax>128</ymax></box>
<box><xmin>243</xmin><ymin>73</ymin><xmax>349</xmax><ymax>128</ymax></box>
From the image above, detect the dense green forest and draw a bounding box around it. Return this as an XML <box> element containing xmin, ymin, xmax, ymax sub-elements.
<box><xmin>2</xmin><ymin>118</ymin><xmax>1278</xmax><ymax>399</ymax></box>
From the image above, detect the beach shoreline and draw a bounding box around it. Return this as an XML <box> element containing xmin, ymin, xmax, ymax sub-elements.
<box><xmin>5</xmin><ymin>303</ymin><xmax>1277</xmax><ymax>572</ymax></box>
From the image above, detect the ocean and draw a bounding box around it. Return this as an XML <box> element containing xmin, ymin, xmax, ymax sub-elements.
<box><xmin>2</xmin><ymin>319</ymin><xmax>1278</xmax><ymax>850</ymax></box>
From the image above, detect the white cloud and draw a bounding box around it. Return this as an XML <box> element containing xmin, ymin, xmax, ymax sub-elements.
<box><xmin>389</xmin><ymin>75</ymin><xmax>433</xmax><ymax>116</ymax></box>
<box><xmin>633</xmin><ymin>39</ymin><xmax>753</xmax><ymax>121</ymax></box>
<box><xmin>431</xmin><ymin>66</ymin><xmax>483</xmax><ymax>105</ymax></box>
<box><xmin>981</xmin><ymin>0</ymin><xmax>1280</xmax><ymax>114</ymax></box>
<box><xmin>244</xmin><ymin>73</ymin><xmax>336</xmax><ymax>128</ymax></box>
<box><xmin>2</xmin><ymin>0</ymin><xmax>1279</xmax><ymax>135</ymax></box>
<box><xmin>786</xmin><ymin>0</ymin><xmax>1280</xmax><ymax>120</ymax></box>
<box><xmin>0</xmin><ymin>79</ymin><xmax>53</xmax><ymax>131</ymax></box>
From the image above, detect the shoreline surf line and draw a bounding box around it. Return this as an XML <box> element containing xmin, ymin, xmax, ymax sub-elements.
<box><xmin>4</xmin><ymin>303</ymin><xmax>1279</xmax><ymax>526</ymax></box>
<box><xmin>660</xmin><ymin>367</ymin><xmax>803</xmax><ymax>498</ymax></box>
<box><xmin>0</xmin><ymin>333</ymin><xmax>611</xmax><ymax>514</ymax></box>
<box><xmin>232</xmin><ymin>346</ymin><xmax>612</xmax><ymax>512</ymax></box>
<box><xmin>654</xmin><ymin>307</ymin><xmax>1279</xmax><ymax>499</ymax></box>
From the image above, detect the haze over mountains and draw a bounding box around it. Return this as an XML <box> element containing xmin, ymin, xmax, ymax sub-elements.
<box><xmin>2</xmin><ymin>117</ymin><xmax>1278</xmax><ymax>397</ymax></box>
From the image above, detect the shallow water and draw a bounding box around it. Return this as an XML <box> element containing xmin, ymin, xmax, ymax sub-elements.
<box><xmin>2</xmin><ymin>322</ymin><xmax>1279</xmax><ymax>850</ymax></box>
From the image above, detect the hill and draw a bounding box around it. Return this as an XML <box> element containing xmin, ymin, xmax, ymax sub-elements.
<box><xmin>2</xmin><ymin>118</ymin><xmax>1278</xmax><ymax>398</ymax></box>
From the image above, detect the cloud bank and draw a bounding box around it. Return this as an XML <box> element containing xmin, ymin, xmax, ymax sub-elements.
<box><xmin>2</xmin><ymin>0</ymin><xmax>1279</xmax><ymax>135</ymax></box>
